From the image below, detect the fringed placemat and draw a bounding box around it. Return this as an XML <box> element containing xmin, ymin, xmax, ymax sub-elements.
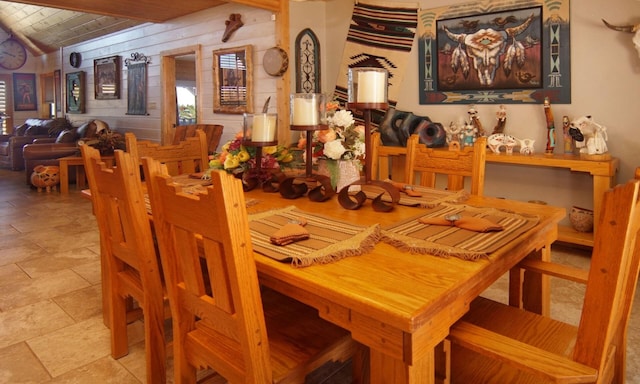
<box><xmin>361</xmin><ymin>183</ymin><xmax>469</xmax><ymax>207</ymax></box>
<box><xmin>382</xmin><ymin>203</ymin><xmax>540</xmax><ymax>260</ymax></box>
<box><xmin>249</xmin><ymin>206</ymin><xmax>381</xmax><ymax>267</ymax></box>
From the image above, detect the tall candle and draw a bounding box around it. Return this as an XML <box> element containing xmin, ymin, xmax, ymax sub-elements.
<box><xmin>357</xmin><ymin>70</ymin><xmax>386</xmax><ymax>103</ymax></box>
<box><xmin>252</xmin><ymin>114</ymin><xmax>276</xmax><ymax>142</ymax></box>
<box><xmin>292</xmin><ymin>97</ymin><xmax>318</xmax><ymax>125</ymax></box>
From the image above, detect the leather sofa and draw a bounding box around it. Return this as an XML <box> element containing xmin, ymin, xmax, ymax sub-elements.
<box><xmin>23</xmin><ymin>119</ymin><xmax>106</xmax><ymax>184</ymax></box>
<box><xmin>0</xmin><ymin>118</ymin><xmax>65</xmax><ymax>170</ymax></box>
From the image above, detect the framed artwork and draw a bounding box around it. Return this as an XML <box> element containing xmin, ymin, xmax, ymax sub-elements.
<box><xmin>94</xmin><ymin>55</ymin><xmax>120</xmax><ymax>99</ymax></box>
<box><xmin>213</xmin><ymin>45</ymin><xmax>253</xmax><ymax>114</ymax></box>
<box><xmin>295</xmin><ymin>28</ymin><xmax>321</xmax><ymax>93</ymax></box>
<box><xmin>13</xmin><ymin>73</ymin><xmax>37</xmax><ymax>111</ymax></box>
<box><xmin>418</xmin><ymin>0</ymin><xmax>570</xmax><ymax>104</ymax></box>
<box><xmin>66</xmin><ymin>71</ymin><xmax>85</xmax><ymax>114</ymax></box>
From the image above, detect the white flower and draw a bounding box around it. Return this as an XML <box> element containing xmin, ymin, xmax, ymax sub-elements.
<box><xmin>329</xmin><ymin>109</ymin><xmax>355</xmax><ymax>129</ymax></box>
<box><xmin>323</xmin><ymin>139</ymin><xmax>347</xmax><ymax>160</ymax></box>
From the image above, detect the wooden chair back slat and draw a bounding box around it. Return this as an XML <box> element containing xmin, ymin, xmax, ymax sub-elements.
<box><xmin>370</xmin><ymin>131</ymin><xmax>409</xmax><ymax>182</ymax></box>
<box><xmin>126</xmin><ymin>130</ymin><xmax>209</xmax><ymax>176</ymax></box>
<box><xmin>173</xmin><ymin>124</ymin><xmax>224</xmax><ymax>154</ymax></box>
<box><xmin>405</xmin><ymin>134</ymin><xmax>487</xmax><ymax>196</ymax></box>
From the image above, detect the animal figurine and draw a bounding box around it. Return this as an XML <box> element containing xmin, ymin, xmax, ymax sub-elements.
<box><xmin>518</xmin><ymin>138</ymin><xmax>536</xmax><ymax>155</ymax></box>
<box><xmin>569</xmin><ymin>115</ymin><xmax>609</xmax><ymax>155</ymax></box>
<box><xmin>487</xmin><ymin>133</ymin><xmax>518</xmax><ymax>154</ymax></box>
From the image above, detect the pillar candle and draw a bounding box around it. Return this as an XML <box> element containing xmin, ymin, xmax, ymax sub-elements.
<box><xmin>252</xmin><ymin>114</ymin><xmax>276</xmax><ymax>142</ymax></box>
<box><xmin>292</xmin><ymin>97</ymin><xmax>318</xmax><ymax>125</ymax></box>
<box><xmin>357</xmin><ymin>70</ymin><xmax>386</xmax><ymax>103</ymax></box>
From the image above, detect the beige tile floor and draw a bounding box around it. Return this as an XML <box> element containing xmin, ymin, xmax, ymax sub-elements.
<box><xmin>0</xmin><ymin>168</ymin><xmax>638</xmax><ymax>383</ymax></box>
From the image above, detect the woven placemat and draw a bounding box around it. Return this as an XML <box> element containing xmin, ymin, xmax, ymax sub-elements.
<box><xmin>361</xmin><ymin>183</ymin><xmax>469</xmax><ymax>207</ymax></box>
<box><xmin>382</xmin><ymin>203</ymin><xmax>540</xmax><ymax>260</ymax></box>
<box><xmin>249</xmin><ymin>206</ymin><xmax>380</xmax><ymax>267</ymax></box>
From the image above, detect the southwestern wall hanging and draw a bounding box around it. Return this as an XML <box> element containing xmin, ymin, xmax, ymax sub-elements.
<box><xmin>333</xmin><ymin>0</ymin><xmax>418</xmax><ymax>112</ymax></box>
<box><xmin>418</xmin><ymin>0</ymin><xmax>570</xmax><ymax>104</ymax></box>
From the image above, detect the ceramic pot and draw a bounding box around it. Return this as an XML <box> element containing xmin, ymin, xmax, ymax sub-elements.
<box><xmin>316</xmin><ymin>159</ymin><xmax>361</xmax><ymax>192</ymax></box>
<box><xmin>569</xmin><ymin>206</ymin><xmax>594</xmax><ymax>232</ymax></box>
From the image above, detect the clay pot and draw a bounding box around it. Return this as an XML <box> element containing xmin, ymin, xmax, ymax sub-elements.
<box><xmin>569</xmin><ymin>206</ymin><xmax>594</xmax><ymax>233</ymax></box>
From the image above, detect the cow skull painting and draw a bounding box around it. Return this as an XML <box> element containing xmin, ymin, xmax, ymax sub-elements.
<box><xmin>602</xmin><ymin>19</ymin><xmax>640</xmax><ymax>58</ymax></box>
<box><xmin>443</xmin><ymin>14</ymin><xmax>535</xmax><ymax>86</ymax></box>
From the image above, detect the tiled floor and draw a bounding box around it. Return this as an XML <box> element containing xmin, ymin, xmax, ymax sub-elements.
<box><xmin>0</xmin><ymin>167</ymin><xmax>638</xmax><ymax>383</ymax></box>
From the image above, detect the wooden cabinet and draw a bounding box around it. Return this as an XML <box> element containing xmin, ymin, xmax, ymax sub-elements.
<box><xmin>485</xmin><ymin>152</ymin><xmax>619</xmax><ymax>247</ymax></box>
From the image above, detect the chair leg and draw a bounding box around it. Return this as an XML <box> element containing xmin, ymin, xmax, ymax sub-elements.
<box><xmin>109</xmin><ymin>292</ymin><xmax>129</xmax><ymax>359</ymax></box>
<box><xmin>143</xmin><ymin>298</ymin><xmax>167</xmax><ymax>384</ymax></box>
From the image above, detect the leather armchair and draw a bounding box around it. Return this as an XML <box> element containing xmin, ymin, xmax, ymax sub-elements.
<box><xmin>23</xmin><ymin>119</ymin><xmax>106</xmax><ymax>184</ymax></box>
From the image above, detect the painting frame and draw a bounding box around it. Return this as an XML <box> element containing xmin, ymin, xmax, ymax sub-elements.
<box><xmin>13</xmin><ymin>73</ymin><xmax>37</xmax><ymax>111</ymax></box>
<box><xmin>54</xmin><ymin>69</ymin><xmax>62</xmax><ymax>113</ymax></box>
<box><xmin>418</xmin><ymin>0</ymin><xmax>571</xmax><ymax>104</ymax></box>
<box><xmin>66</xmin><ymin>71</ymin><xmax>85</xmax><ymax>114</ymax></box>
<box><xmin>213</xmin><ymin>45</ymin><xmax>253</xmax><ymax>114</ymax></box>
<box><xmin>94</xmin><ymin>55</ymin><xmax>120</xmax><ymax>100</ymax></box>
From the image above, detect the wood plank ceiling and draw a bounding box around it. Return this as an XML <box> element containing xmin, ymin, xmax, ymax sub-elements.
<box><xmin>0</xmin><ymin>0</ymin><xmax>228</xmax><ymax>55</ymax></box>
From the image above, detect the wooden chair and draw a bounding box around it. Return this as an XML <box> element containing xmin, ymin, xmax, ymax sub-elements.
<box><xmin>446</xmin><ymin>178</ymin><xmax>640</xmax><ymax>383</ymax></box>
<box><xmin>370</xmin><ymin>131</ymin><xmax>409</xmax><ymax>182</ymax></box>
<box><xmin>80</xmin><ymin>146</ymin><xmax>168</xmax><ymax>383</ymax></box>
<box><xmin>142</xmin><ymin>157</ymin><xmax>361</xmax><ymax>384</ymax></box>
<box><xmin>125</xmin><ymin>129</ymin><xmax>209</xmax><ymax>176</ymax></box>
<box><xmin>172</xmin><ymin>124</ymin><xmax>224</xmax><ymax>154</ymax></box>
<box><xmin>405</xmin><ymin>134</ymin><xmax>487</xmax><ymax>196</ymax></box>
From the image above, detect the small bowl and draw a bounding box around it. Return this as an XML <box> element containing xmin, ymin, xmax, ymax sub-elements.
<box><xmin>569</xmin><ymin>206</ymin><xmax>594</xmax><ymax>233</ymax></box>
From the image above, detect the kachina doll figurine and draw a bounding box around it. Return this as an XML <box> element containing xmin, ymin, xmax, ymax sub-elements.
<box><xmin>468</xmin><ymin>105</ymin><xmax>485</xmax><ymax>137</ymax></box>
<box><xmin>492</xmin><ymin>105</ymin><xmax>507</xmax><ymax>134</ymax></box>
<box><xmin>543</xmin><ymin>97</ymin><xmax>556</xmax><ymax>154</ymax></box>
<box><xmin>562</xmin><ymin>115</ymin><xmax>573</xmax><ymax>154</ymax></box>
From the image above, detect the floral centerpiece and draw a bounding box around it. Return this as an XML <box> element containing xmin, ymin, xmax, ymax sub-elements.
<box><xmin>205</xmin><ymin>132</ymin><xmax>294</xmax><ymax>183</ymax></box>
<box><xmin>297</xmin><ymin>101</ymin><xmax>365</xmax><ymax>190</ymax></box>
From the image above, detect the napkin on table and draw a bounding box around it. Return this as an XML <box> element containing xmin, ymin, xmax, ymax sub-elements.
<box><xmin>270</xmin><ymin>218</ymin><xmax>310</xmax><ymax>246</ymax></box>
<box><xmin>418</xmin><ymin>216</ymin><xmax>504</xmax><ymax>233</ymax></box>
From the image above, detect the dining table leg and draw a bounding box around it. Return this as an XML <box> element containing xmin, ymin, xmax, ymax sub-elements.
<box><xmin>370</xmin><ymin>349</ymin><xmax>434</xmax><ymax>384</ymax></box>
<box><xmin>509</xmin><ymin>245</ymin><xmax>551</xmax><ymax>316</ymax></box>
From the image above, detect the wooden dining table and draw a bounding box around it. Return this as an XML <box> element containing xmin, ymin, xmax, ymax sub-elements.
<box><xmin>83</xmin><ymin>175</ymin><xmax>565</xmax><ymax>383</ymax></box>
<box><xmin>243</xmin><ymin>187</ymin><xmax>565</xmax><ymax>384</ymax></box>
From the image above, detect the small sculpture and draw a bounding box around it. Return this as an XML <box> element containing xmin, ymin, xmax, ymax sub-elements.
<box><xmin>222</xmin><ymin>14</ymin><xmax>243</xmax><ymax>42</ymax></box>
<box><xmin>462</xmin><ymin>123</ymin><xmax>477</xmax><ymax>147</ymax></box>
<box><xmin>487</xmin><ymin>133</ymin><xmax>536</xmax><ymax>155</ymax></box>
<box><xmin>562</xmin><ymin>115</ymin><xmax>573</xmax><ymax>154</ymax></box>
<box><xmin>445</xmin><ymin>117</ymin><xmax>464</xmax><ymax>144</ymax></box>
<box><xmin>569</xmin><ymin>115</ymin><xmax>609</xmax><ymax>155</ymax></box>
<box><xmin>543</xmin><ymin>97</ymin><xmax>556</xmax><ymax>154</ymax></box>
<box><xmin>467</xmin><ymin>105</ymin><xmax>486</xmax><ymax>137</ymax></box>
<box><xmin>492</xmin><ymin>105</ymin><xmax>507</xmax><ymax>134</ymax></box>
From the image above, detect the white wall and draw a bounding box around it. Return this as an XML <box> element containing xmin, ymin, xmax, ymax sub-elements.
<box><xmin>290</xmin><ymin>0</ymin><xmax>640</xmax><ymax>223</ymax></box>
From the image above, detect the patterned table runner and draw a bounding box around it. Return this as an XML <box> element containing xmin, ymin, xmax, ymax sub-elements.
<box><xmin>249</xmin><ymin>206</ymin><xmax>380</xmax><ymax>267</ymax></box>
<box><xmin>382</xmin><ymin>203</ymin><xmax>540</xmax><ymax>260</ymax></box>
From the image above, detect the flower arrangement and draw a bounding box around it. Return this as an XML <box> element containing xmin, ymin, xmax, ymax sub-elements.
<box><xmin>297</xmin><ymin>102</ymin><xmax>366</xmax><ymax>161</ymax></box>
<box><xmin>206</xmin><ymin>132</ymin><xmax>294</xmax><ymax>180</ymax></box>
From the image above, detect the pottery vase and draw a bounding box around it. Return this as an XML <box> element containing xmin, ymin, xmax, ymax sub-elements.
<box><xmin>569</xmin><ymin>206</ymin><xmax>594</xmax><ymax>233</ymax></box>
<box><xmin>316</xmin><ymin>159</ymin><xmax>361</xmax><ymax>192</ymax></box>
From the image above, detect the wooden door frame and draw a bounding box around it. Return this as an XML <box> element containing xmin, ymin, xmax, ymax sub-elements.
<box><xmin>160</xmin><ymin>44</ymin><xmax>202</xmax><ymax>145</ymax></box>
<box><xmin>0</xmin><ymin>74</ymin><xmax>15</xmax><ymax>133</ymax></box>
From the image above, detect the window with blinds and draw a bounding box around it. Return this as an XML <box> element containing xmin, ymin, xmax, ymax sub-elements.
<box><xmin>0</xmin><ymin>79</ymin><xmax>6</xmax><ymax>134</ymax></box>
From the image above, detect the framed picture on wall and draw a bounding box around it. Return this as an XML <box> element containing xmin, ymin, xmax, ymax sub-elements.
<box><xmin>13</xmin><ymin>73</ymin><xmax>37</xmax><ymax>111</ymax></box>
<box><xmin>94</xmin><ymin>55</ymin><xmax>120</xmax><ymax>99</ymax></box>
<box><xmin>66</xmin><ymin>71</ymin><xmax>85</xmax><ymax>114</ymax></box>
<box><xmin>126</xmin><ymin>62</ymin><xmax>147</xmax><ymax>115</ymax></box>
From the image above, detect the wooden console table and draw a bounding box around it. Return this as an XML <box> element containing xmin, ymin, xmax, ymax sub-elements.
<box><xmin>486</xmin><ymin>152</ymin><xmax>619</xmax><ymax>247</ymax></box>
<box><xmin>59</xmin><ymin>155</ymin><xmax>114</xmax><ymax>194</ymax></box>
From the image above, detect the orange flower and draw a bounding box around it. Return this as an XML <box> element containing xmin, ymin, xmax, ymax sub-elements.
<box><xmin>317</xmin><ymin>129</ymin><xmax>337</xmax><ymax>143</ymax></box>
<box><xmin>297</xmin><ymin>136</ymin><xmax>307</xmax><ymax>149</ymax></box>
